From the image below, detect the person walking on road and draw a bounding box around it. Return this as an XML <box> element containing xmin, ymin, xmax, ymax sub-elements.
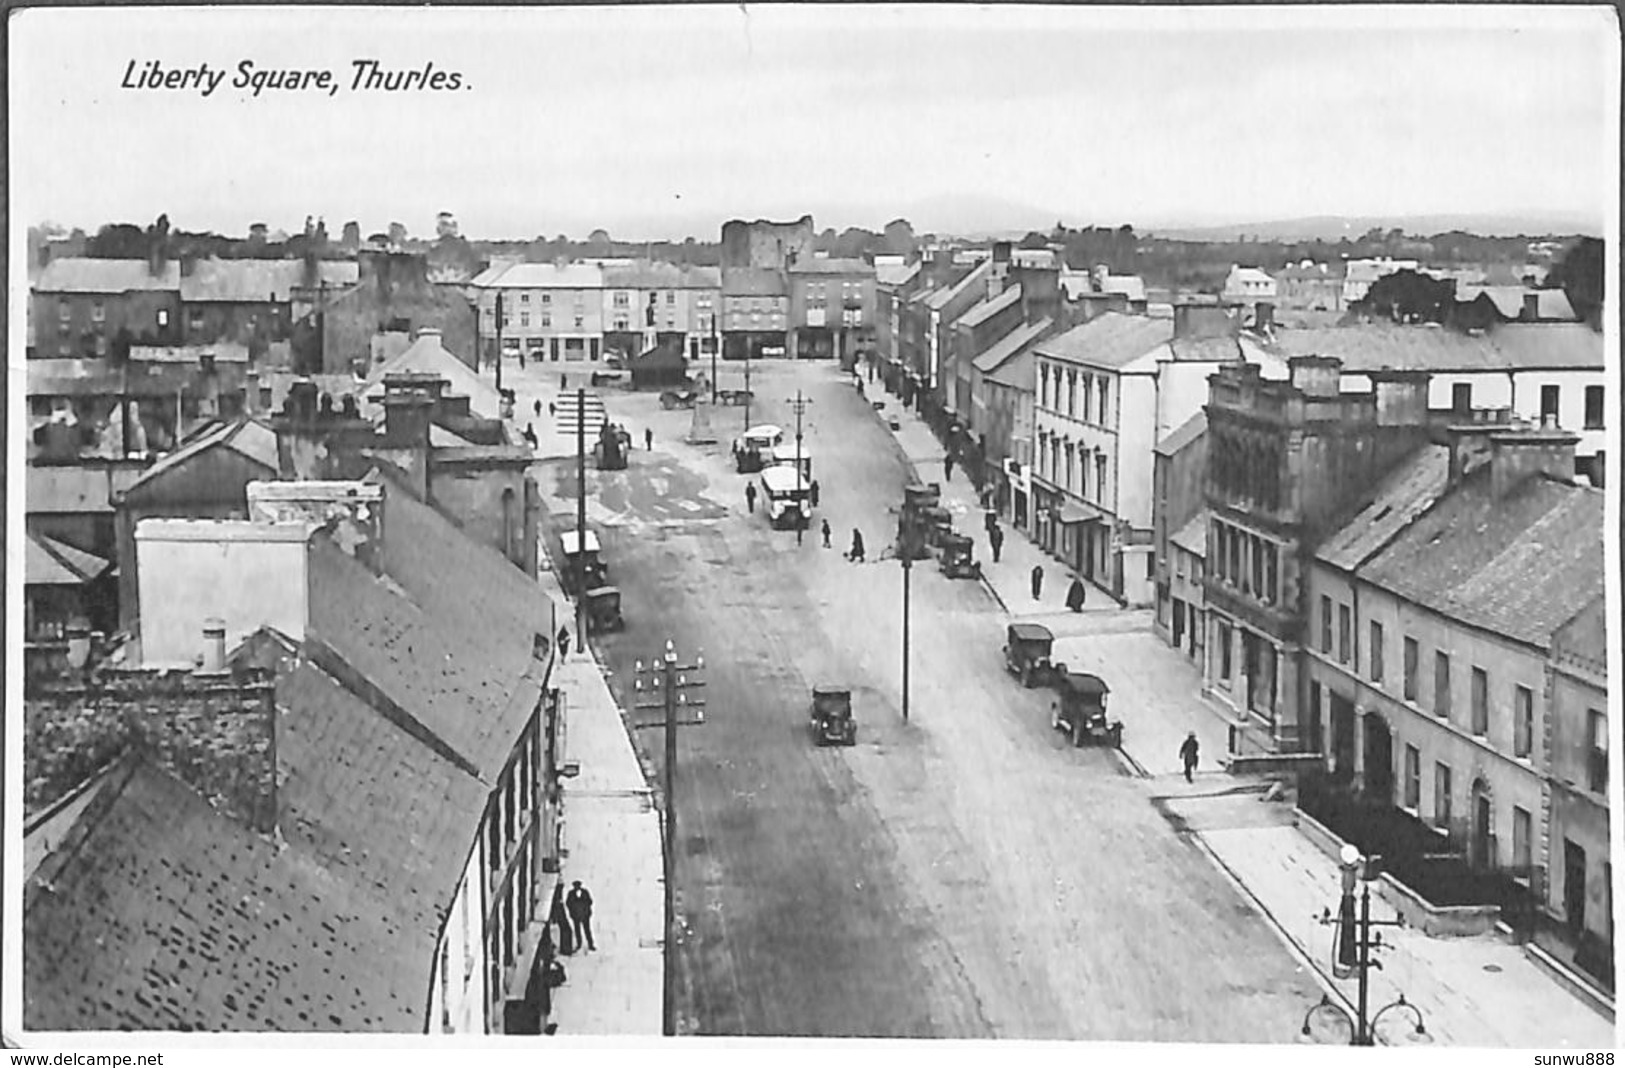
<box><xmin>989</xmin><ymin>525</ymin><xmax>1004</xmax><ymax>563</ymax></box>
<box><xmin>821</xmin><ymin>518</ymin><xmax>832</xmax><ymax>548</ymax></box>
<box><xmin>565</xmin><ymin>881</ymin><xmax>596</xmax><ymax>952</ymax></box>
<box><xmin>745</xmin><ymin>481</ymin><xmax>757</xmax><ymax>514</ymax></box>
<box><xmin>557</xmin><ymin>626</ymin><xmax>571</xmax><ymax>659</ymax></box>
<box><xmin>645</xmin><ymin>427</ymin><xmax>653</xmax><ymax>451</ymax></box>
<box><xmin>943</xmin><ymin>453</ymin><xmax>955</xmax><ymax>482</ymax></box>
<box><xmin>1066</xmin><ymin>577</ymin><xmax>1087</xmax><ymax>612</ymax></box>
<box><xmin>1030</xmin><ymin>564</ymin><xmax>1044</xmax><ymax>600</ymax></box>
<box><xmin>849</xmin><ymin>528</ymin><xmax>866</xmax><ymax>563</ymax></box>
<box><xmin>810</xmin><ymin>479</ymin><xmax>821</xmax><ymax>508</ymax></box>
<box><xmin>523</xmin><ymin>422</ymin><xmax>538</xmax><ymax>449</ymax></box>
<box><xmin>534</xmin><ymin>399</ymin><xmax>542</xmax><ymax>418</ymax></box>
<box><xmin>1180</xmin><ymin>731</ymin><xmax>1200</xmax><ymax>783</ymax></box>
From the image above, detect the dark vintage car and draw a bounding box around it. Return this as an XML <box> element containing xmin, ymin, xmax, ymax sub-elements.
<box><xmin>1003</xmin><ymin>622</ymin><xmax>1061</xmax><ymax>688</ymax></box>
<box><xmin>1051</xmin><ymin>671</ymin><xmax>1123</xmax><ymax>748</ymax></box>
<box><xmin>810</xmin><ymin>685</ymin><xmax>856</xmax><ymax>746</ymax></box>
<box><xmin>584</xmin><ymin>586</ymin><xmax>625</xmax><ymax>634</ymax></box>
<box><xmin>938</xmin><ymin>531</ymin><xmax>982</xmax><ymax>580</ymax></box>
<box><xmin>559</xmin><ymin>529</ymin><xmax>608</xmax><ymax>597</ymax></box>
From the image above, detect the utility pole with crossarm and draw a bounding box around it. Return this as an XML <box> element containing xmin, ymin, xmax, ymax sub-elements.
<box><xmin>786</xmin><ymin>390</ymin><xmax>812</xmax><ymax>545</ymax></box>
<box><xmin>631</xmin><ymin>641</ymin><xmax>706</xmax><ymax>1037</ymax></box>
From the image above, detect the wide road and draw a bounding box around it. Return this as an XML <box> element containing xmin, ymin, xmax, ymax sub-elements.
<box><xmin>527</xmin><ymin>358</ymin><xmax>1321</xmax><ymax>1040</ymax></box>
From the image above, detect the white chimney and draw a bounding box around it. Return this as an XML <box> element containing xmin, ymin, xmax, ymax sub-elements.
<box><xmin>200</xmin><ymin>617</ymin><xmax>227</xmax><ymax>673</ymax></box>
<box><xmin>65</xmin><ymin>621</ymin><xmax>92</xmax><ymax>671</ymax></box>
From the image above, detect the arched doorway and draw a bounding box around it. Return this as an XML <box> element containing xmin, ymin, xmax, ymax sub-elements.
<box><xmin>1471</xmin><ymin>777</ymin><xmax>1493</xmax><ymax>869</ymax></box>
<box><xmin>1362</xmin><ymin>712</ymin><xmax>1394</xmax><ymax>806</ymax></box>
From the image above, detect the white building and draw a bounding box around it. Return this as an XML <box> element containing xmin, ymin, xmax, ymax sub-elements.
<box><xmin>471</xmin><ymin>262</ymin><xmax>608</xmax><ymax>368</ymax></box>
<box><xmin>1222</xmin><ymin>265</ymin><xmax>1279</xmax><ymax>306</ymax></box>
<box><xmin>1342</xmin><ymin>257</ymin><xmax>1420</xmax><ymax>305</ymax></box>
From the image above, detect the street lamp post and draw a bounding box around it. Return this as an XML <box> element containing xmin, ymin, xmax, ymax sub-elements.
<box><xmin>494</xmin><ymin>292</ymin><xmax>505</xmax><ymax>394</ymax></box>
<box><xmin>1306</xmin><ymin>845</ymin><xmax>1428</xmax><ymax>1046</ymax></box>
<box><xmin>786</xmin><ymin>390</ymin><xmax>812</xmax><ymax>545</ymax></box>
<box><xmin>710</xmin><ymin>310</ymin><xmax>719</xmax><ymax>405</ymax></box>
<box><xmin>897</xmin><ymin>500</ymin><xmax>926</xmax><ymax>724</ymax></box>
<box><xmin>631</xmin><ymin>641</ymin><xmax>706</xmax><ymax>1038</ymax></box>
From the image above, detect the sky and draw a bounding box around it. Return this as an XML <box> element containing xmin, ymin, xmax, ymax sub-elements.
<box><xmin>9</xmin><ymin>3</ymin><xmax>1620</xmax><ymax>241</ymax></box>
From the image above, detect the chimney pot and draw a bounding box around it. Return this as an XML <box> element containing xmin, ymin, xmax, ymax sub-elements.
<box><xmin>200</xmin><ymin>618</ymin><xmax>227</xmax><ymax>673</ymax></box>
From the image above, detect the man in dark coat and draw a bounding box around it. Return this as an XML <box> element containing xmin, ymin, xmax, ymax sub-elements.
<box><xmin>1030</xmin><ymin>564</ymin><xmax>1044</xmax><ymax>600</ymax></box>
<box><xmin>1066</xmin><ymin>577</ymin><xmax>1087</xmax><ymax>612</ymax></box>
<box><xmin>565</xmin><ymin>880</ymin><xmax>596</xmax><ymax>952</ymax></box>
<box><xmin>1180</xmin><ymin>732</ymin><xmax>1200</xmax><ymax>783</ymax></box>
<box><xmin>645</xmin><ymin>427</ymin><xmax>654</xmax><ymax>451</ymax></box>
<box><xmin>745</xmin><ymin>481</ymin><xmax>757</xmax><ymax>514</ymax></box>
<box><xmin>810</xmin><ymin>480</ymin><xmax>821</xmax><ymax>508</ymax></box>
<box><xmin>849</xmin><ymin>529</ymin><xmax>866</xmax><ymax>562</ymax></box>
<box><xmin>989</xmin><ymin>525</ymin><xmax>1004</xmax><ymax>564</ymax></box>
<box><xmin>821</xmin><ymin>518</ymin><xmax>832</xmax><ymax>548</ymax></box>
<box><xmin>557</xmin><ymin>625</ymin><xmax>571</xmax><ymax>659</ymax></box>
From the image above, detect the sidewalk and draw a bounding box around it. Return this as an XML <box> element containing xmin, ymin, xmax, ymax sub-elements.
<box><xmin>873</xmin><ymin>395</ymin><xmax>1615</xmax><ymax>1047</ymax></box>
<box><xmin>537</xmin><ymin>568</ymin><xmax>665</xmax><ymax>1036</ymax></box>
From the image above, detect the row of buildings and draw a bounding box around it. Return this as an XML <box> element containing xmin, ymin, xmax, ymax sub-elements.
<box><xmin>870</xmin><ymin>242</ymin><xmax>1609</xmax><ymax>984</ymax></box>
<box><xmin>21</xmin><ymin>338</ymin><xmax>578</xmax><ymax>1032</ymax></box>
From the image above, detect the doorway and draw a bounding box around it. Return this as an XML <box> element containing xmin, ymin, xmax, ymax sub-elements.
<box><xmin>1329</xmin><ymin>690</ymin><xmax>1356</xmax><ymax>781</ymax></box>
<box><xmin>1472</xmin><ymin>780</ymin><xmax>1492</xmax><ymax>868</ymax></box>
<box><xmin>1565</xmin><ymin>840</ymin><xmax>1588</xmax><ymax>935</ymax></box>
<box><xmin>1363</xmin><ymin>713</ymin><xmax>1394</xmax><ymax>806</ymax></box>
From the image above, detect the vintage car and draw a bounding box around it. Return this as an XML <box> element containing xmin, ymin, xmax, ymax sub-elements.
<box><xmin>810</xmin><ymin>685</ymin><xmax>857</xmax><ymax>746</ymax></box>
<box><xmin>1003</xmin><ymin>622</ymin><xmax>1061</xmax><ymax>688</ymax></box>
<box><xmin>589</xmin><ymin>353</ymin><xmax>630</xmax><ymax>387</ymax></box>
<box><xmin>937</xmin><ymin>531</ymin><xmax>982</xmax><ymax>580</ymax></box>
<box><xmin>583</xmin><ymin>586</ymin><xmax>625</xmax><ymax>634</ymax></box>
<box><xmin>559</xmin><ymin>529</ymin><xmax>608</xmax><ymax>596</ymax></box>
<box><xmin>593</xmin><ymin>422</ymin><xmax>631</xmax><ymax>470</ymax></box>
<box><xmin>1051</xmin><ymin>671</ymin><xmax>1123</xmax><ymax>748</ymax></box>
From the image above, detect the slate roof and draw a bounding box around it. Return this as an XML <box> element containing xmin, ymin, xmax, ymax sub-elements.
<box><xmin>984</xmin><ymin>346</ymin><xmax>1037</xmax><ymax>390</ymax></box>
<box><xmin>958</xmin><ymin>285</ymin><xmax>1021</xmax><ymax>329</ymax></box>
<box><xmin>975</xmin><ymin>317</ymin><xmax>1051</xmax><ymax>376</ymax></box>
<box><xmin>1551</xmin><ymin>594</ymin><xmax>1607</xmax><ymax>672</ymax></box>
<box><xmin>474</xmin><ymin>262</ymin><xmax>604</xmax><ymax>289</ymax></box>
<box><xmin>721</xmin><ymin>267</ymin><xmax>787</xmax><ymax>297</ymax></box>
<box><xmin>1458</xmin><ymin>286</ymin><xmax>1578</xmax><ymax>322</ymax></box>
<box><xmin>1273</xmin><ymin>322</ymin><xmax>1604</xmax><ymax>373</ymax></box>
<box><xmin>1357</xmin><ymin>470</ymin><xmax>1605</xmax><ymax>648</ymax></box>
<box><xmin>121</xmin><ymin>418</ymin><xmax>279</xmax><ymax>497</ymax></box>
<box><xmin>128</xmin><ymin>343</ymin><xmax>252</xmax><ymax>364</ymax></box>
<box><xmin>34</xmin><ymin>258</ymin><xmax>181</xmax><ymax>293</ymax></box>
<box><xmin>1035</xmin><ymin>312</ymin><xmax>1171</xmax><ymax>370</ymax></box>
<box><xmin>601</xmin><ymin>262</ymin><xmax>721</xmax><ymax>289</ymax></box>
<box><xmin>1154</xmin><ymin>411</ymin><xmax>1207</xmax><ymax>457</ymax></box>
<box><xmin>926</xmin><ymin>261</ymin><xmax>991</xmax><ymax>311</ymax></box>
<box><xmin>179</xmin><ymin>259</ymin><xmax>358</xmax><ymax>303</ymax></box>
<box><xmin>789</xmin><ymin>257</ymin><xmax>873</xmax><ymax>276</ymax></box>
<box><xmin>1316</xmin><ymin>445</ymin><xmax>1451</xmax><ymax>572</ymax></box>
<box><xmin>1059</xmin><ymin>272</ymin><xmax>1148</xmax><ymax>302</ymax></box>
<box><xmin>26</xmin><ymin>532</ymin><xmax>113</xmax><ymax>586</ymax></box>
<box><xmin>364</xmin><ymin>331</ymin><xmax>498</xmax><ymax>420</ymax></box>
<box><xmin>23</xmin><ymin>756</ymin><xmax>430</xmax><ymax>1032</ymax></box>
<box><xmin>876</xmin><ymin>261</ymin><xmax>919</xmax><ymax>287</ymax></box>
<box><xmin>1170</xmin><ymin>510</ymin><xmax>1209</xmax><ymax>557</ymax></box>
<box><xmin>26</xmin><ymin>359</ymin><xmax>213</xmax><ymax>399</ymax></box>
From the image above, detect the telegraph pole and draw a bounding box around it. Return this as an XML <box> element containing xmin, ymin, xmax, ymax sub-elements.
<box><xmin>495</xmin><ymin>292</ymin><xmax>505</xmax><ymax>394</ymax></box>
<box><xmin>575</xmin><ymin>387</ymin><xmax>587</xmax><ymax>645</ymax></box>
<box><xmin>710</xmin><ymin>313</ymin><xmax>719</xmax><ymax>405</ymax></box>
<box><xmin>631</xmin><ymin>642</ymin><xmax>706</xmax><ymax>1038</ymax></box>
<box><xmin>743</xmin><ymin>344</ymin><xmax>752</xmax><ymax>431</ymax></box>
<box><xmin>901</xmin><ymin>510</ymin><xmax>913</xmax><ymax>724</ymax></box>
<box><xmin>786</xmin><ymin>390</ymin><xmax>812</xmax><ymax>545</ymax></box>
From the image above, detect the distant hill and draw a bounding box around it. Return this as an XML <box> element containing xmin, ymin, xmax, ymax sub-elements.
<box><xmin>1144</xmin><ymin>213</ymin><xmax>1603</xmax><ymax>242</ymax></box>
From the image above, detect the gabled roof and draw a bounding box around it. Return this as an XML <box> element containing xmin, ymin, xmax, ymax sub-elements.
<box><xmin>788</xmin><ymin>257</ymin><xmax>873</xmax><ymax>276</ymax></box>
<box><xmin>1357</xmin><ymin>470</ymin><xmax>1604</xmax><ymax>648</ymax></box>
<box><xmin>1458</xmin><ymin>286</ymin><xmax>1578</xmax><ymax>322</ymax></box>
<box><xmin>121</xmin><ymin>418</ymin><xmax>279</xmax><ymax>496</ymax></box>
<box><xmin>984</xmin><ymin>346</ymin><xmax>1037</xmax><ymax>391</ymax></box>
<box><xmin>1226</xmin><ymin>266</ymin><xmax>1276</xmax><ymax>286</ymax></box>
<box><xmin>1170</xmin><ymin>510</ymin><xmax>1209</xmax><ymax>557</ymax></box>
<box><xmin>1154</xmin><ymin>411</ymin><xmax>1207</xmax><ymax>457</ymax></box>
<box><xmin>1551</xmin><ymin>594</ymin><xmax>1607</xmax><ymax>671</ymax></box>
<box><xmin>34</xmin><ymin>258</ymin><xmax>180</xmax><ymax>294</ymax></box>
<box><xmin>876</xmin><ymin>261</ymin><xmax>919</xmax><ymax>287</ymax></box>
<box><xmin>1274</xmin><ymin>322</ymin><xmax>1604</xmax><ymax>373</ymax></box>
<box><xmin>601</xmin><ymin>261</ymin><xmax>721</xmax><ymax>289</ymax></box>
<box><xmin>721</xmin><ymin>267</ymin><xmax>787</xmax><ymax>297</ymax></box>
<box><xmin>364</xmin><ymin>331</ymin><xmax>499</xmax><ymax>420</ymax></box>
<box><xmin>975</xmin><ymin>317</ymin><xmax>1051</xmax><ymax>376</ymax></box>
<box><xmin>179</xmin><ymin>259</ymin><xmax>357</xmax><ymax>303</ymax></box>
<box><xmin>1035</xmin><ymin>312</ymin><xmax>1172</xmax><ymax>370</ymax></box>
<box><xmin>23</xmin><ymin>756</ymin><xmax>432</xmax><ymax>1031</ymax></box>
<box><xmin>26</xmin><ymin>532</ymin><xmax>113</xmax><ymax>586</ymax></box>
<box><xmin>958</xmin><ymin>285</ymin><xmax>1021</xmax><ymax>329</ymax></box>
<box><xmin>926</xmin><ymin>261</ymin><xmax>991</xmax><ymax>311</ymax></box>
<box><xmin>1316</xmin><ymin>445</ymin><xmax>1451</xmax><ymax>572</ymax></box>
<box><xmin>473</xmin><ymin>262</ymin><xmax>604</xmax><ymax>289</ymax></box>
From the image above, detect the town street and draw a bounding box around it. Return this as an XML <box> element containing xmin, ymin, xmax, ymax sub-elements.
<box><xmin>524</xmin><ymin>359</ymin><xmax>1322</xmax><ymax>1039</ymax></box>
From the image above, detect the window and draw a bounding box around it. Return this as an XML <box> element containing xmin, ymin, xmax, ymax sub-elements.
<box><xmin>91</xmin><ymin>301</ymin><xmax>105</xmax><ymax>323</ymax></box>
<box><xmin>1451</xmin><ymin>382</ymin><xmax>1472</xmax><ymax>411</ymax></box>
<box><xmin>613</xmin><ymin>291</ymin><xmax>629</xmax><ymax>307</ymax></box>
<box><xmin>1510</xmin><ymin>806</ymin><xmax>1532</xmax><ymax>871</ymax></box>
<box><xmin>1434</xmin><ymin>762</ymin><xmax>1453</xmax><ymax>827</ymax></box>
<box><xmin>520</xmin><ymin>312</ymin><xmax>530</xmax><ymax>327</ymax></box>
<box><xmin>541</xmin><ymin>292</ymin><xmax>551</xmax><ymax>304</ymax></box>
<box><xmin>1320</xmin><ymin>596</ymin><xmax>1333</xmax><ymax>653</ymax></box>
<box><xmin>1081</xmin><ymin>375</ymin><xmax>1093</xmax><ymax>422</ymax></box>
<box><xmin>1370</xmin><ymin>621</ymin><xmax>1385</xmax><ymax>683</ymax></box>
<box><xmin>574</xmin><ymin>315</ymin><xmax>584</xmax><ymax>330</ymax></box>
<box><xmin>1434</xmin><ymin>652</ymin><xmax>1451</xmax><ymax>719</ymax></box>
<box><xmin>1404</xmin><ymin>745</ymin><xmax>1421</xmax><ymax>809</ymax></box>
<box><xmin>667</xmin><ymin>291</ymin><xmax>676</xmax><ymax>305</ymax></box>
<box><xmin>1587</xmin><ymin>708</ymin><xmax>1607</xmax><ymax>793</ymax></box>
<box><xmin>1066</xmin><ymin>372</ymin><xmax>1077</xmax><ymax>417</ymax></box>
<box><xmin>1228</xmin><ymin>529</ymin><xmax>1240</xmax><ymax>588</ymax></box>
<box><xmin>188</xmin><ymin>308</ymin><xmax>205</xmax><ymax>333</ymax></box>
<box><xmin>58</xmin><ymin>300</ymin><xmax>71</xmax><ymax>321</ymax></box>
<box><xmin>1337</xmin><ymin>604</ymin><xmax>1351</xmax><ymax>664</ymax></box>
<box><xmin>1098</xmin><ymin>378</ymin><xmax>1111</xmax><ymax>424</ymax></box>
<box><xmin>1513</xmin><ymin>686</ymin><xmax>1533</xmax><ymax>758</ymax></box>
<box><xmin>1540</xmin><ymin>384</ymin><xmax>1560</xmax><ymax>424</ymax></box>
<box><xmin>520</xmin><ymin>292</ymin><xmax>530</xmax><ymax>303</ymax></box>
<box><xmin>1095</xmin><ymin>454</ymin><xmax>1108</xmax><ymax>502</ymax></box>
<box><xmin>156</xmin><ymin>308</ymin><xmax>170</xmax><ymax>328</ymax></box>
<box><xmin>1403</xmin><ymin>637</ymin><xmax>1419</xmax><ymax>701</ymax></box>
<box><xmin>613</xmin><ymin>316</ymin><xmax>629</xmax><ymax>331</ymax></box>
<box><xmin>1263</xmin><ymin>543</ymin><xmax>1278</xmax><ymax>604</ymax></box>
<box><xmin>1470</xmin><ymin>667</ymin><xmax>1488</xmax><ymax>735</ymax></box>
<box><xmin>1249</xmin><ymin>537</ymin><xmax>1263</xmax><ymax>595</ymax></box>
<box><xmin>1584</xmin><ymin>385</ymin><xmax>1604</xmax><ymax>429</ymax></box>
<box><xmin>541</xmin><ymin>314</ymin><xmax>551</xmax><ymax>328</ymax></box>
<box><xmin>1217</xmin><ymin>619</ymin><xmax>1233</xmax><ymax>682</ymax></box>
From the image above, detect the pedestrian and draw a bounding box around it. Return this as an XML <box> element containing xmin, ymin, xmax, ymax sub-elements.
<box><xmin>1180</xmin><ymin>731</ymin><xmax>1200</xmax><ymax>783</ymax></box>
<box><xmin>849</xmin><ymin>528</ymin><xmax>866</xmax><ymax>563</ymax></box>
<box><xmin>549</xmin><ymin>885</ymin><xmax>574</xmax><ymax>955</ymax></box>
<box><xmin>560</xmin><ymin>374</ymin><xmax>568</xmax><ymax>390</ymax></box>
<box><xmin>1066</xmin><ymin>577</ymin><xmax>1087</xmax><ymax>612</ymax></box>
<box><xmin>549</xmin><ymin>402</ymin><xmax>556</xmax><ymax>417</ymax></box>
<box><xmin>565</xmin><ymin>880</ymin><xmax>596</xmax><ymax>952</ymax></box>
<box><xmin>557</xmin><ymin>625</ymin><xmax>571</xmax><ymax>659</ymax></box>
<box><xmin>821</xmin><ymin>518</ymin><xmax>832</xmax><ymax>548</ymax></box>
<box><xmin>534</xmin><ymin>399</ymin><xmax>542</xmax><ymax>417</ymax></box>
<box><xmin>944</xmin><ymin>454</ymin><xmax>955</xmax><ymax>482</ymax></box>
<box><xmin>745</xmin><ymin>481</ymin><xmax>757</xmax><ymax>514</ymax></box>
<box><xmin>523</xmin><ymin>422</ymin><xmax>538</xmax><ymax>449</ymax></box>
<box><xmin>810</xmin><ymin>479</ymin><xmax>821</xmax><ymax>508</ymax></box>
<box><xmin>645</xmin><ymin>427</ymin><xmax>653</xmax><ymax>451</ymax></box>
<box><xmin>1030</xmin><ymin>564</ymin><xmax>1044</xmax><ymax>600</ymax></box>
<box><xmin>989</xmin><ymin>525</ymin><xmax>1004</xmax><ymax>563</ymax></box>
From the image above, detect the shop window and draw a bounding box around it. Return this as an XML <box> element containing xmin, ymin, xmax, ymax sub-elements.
<box><xmin>1513</xmin><ymin>686</ymin><xmax>1533</xmax><ymax>758</ymax></box>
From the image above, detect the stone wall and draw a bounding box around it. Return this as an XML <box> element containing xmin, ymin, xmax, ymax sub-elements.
<box><xmin>25</xmin><ymin>669</ymin><xmax>277</xmax><ymax>833</ymax></box>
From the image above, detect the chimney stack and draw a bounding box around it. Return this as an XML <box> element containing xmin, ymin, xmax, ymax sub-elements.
<box><xmin>1175</xmin><ymin>301</ymin><xmax>1240</xmax><ymax>341</ymax></box>
<box><xmin>65</xmin><ymin>620</ymin><xmax>92</xmax><ymax>673</ymax></box>
<box><xmin>1368</xmin><ymin>369</ymin><xmax>1430</xmax><ymax>427</ymax></box>
<box><xmin>199</xmin><ymin>617</ymin><xmax>227</xmax><ymax>673</ymax></box>
<box><xmin>1288</xmin><ymin>355</ymin><xmax>1342</xmax><ymax>398</ymax></box>
<box><xmin>1522</xmin><ymin>292</ymin><xmax>1540</xmax><ymax>322</ymax></box>
<box><xmin>285</xmin><ymin>378</ymin><xmax>319</xmax><ymax>423</ymax></box>
<box><xmin>1488</xmin><ymin>426</ymin><xmax>1580</xmax><ymax>498</ymax></box>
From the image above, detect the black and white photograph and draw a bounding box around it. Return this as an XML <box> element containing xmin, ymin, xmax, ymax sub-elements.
<box><xmin>6</xmin><ymin>2</ymin><xmax>1620</xmax><ymax>1051</ymax></box>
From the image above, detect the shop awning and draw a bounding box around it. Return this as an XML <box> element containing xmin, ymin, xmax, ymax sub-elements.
<box><xmin>1057</xmin><ymin>503</ymin><xmax>1104</xmax><ymax>525</ymax></box>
